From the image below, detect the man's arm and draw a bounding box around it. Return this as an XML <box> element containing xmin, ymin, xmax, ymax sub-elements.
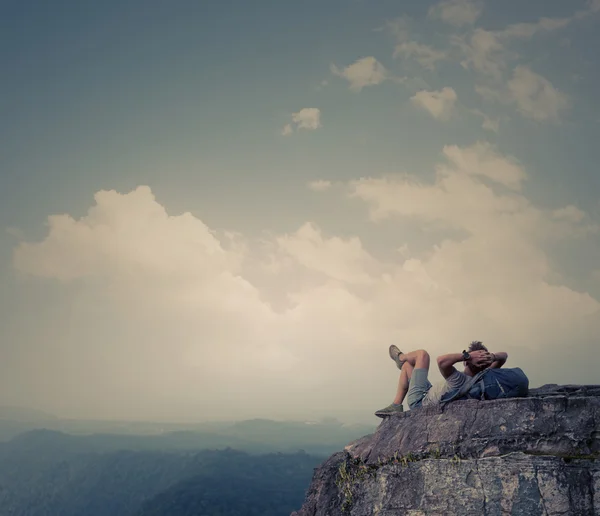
<box><xmin>488</xmin><ymin>352</ymin><xmax>508</xmax><ymax>369</ymax></box>
<box><xmin>438</xmin><ymin>350</ymin><xmax>493</xmax><ymax>379</ymax></box>
<box><xmin>436</xmin><ymin>353</ymin><xmax>466</xmax><ymax>379</ymax></box>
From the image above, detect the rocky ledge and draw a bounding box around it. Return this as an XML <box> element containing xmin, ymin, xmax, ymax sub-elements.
<box><xmin>291</xmin><ymin>385</ymin><xmax>600</xmax><ymax>516</ymax></box>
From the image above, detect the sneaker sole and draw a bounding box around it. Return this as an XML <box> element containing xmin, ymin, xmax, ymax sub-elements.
<box><xmin>388</xmin><ymin>345</ymin><xmax>404</xmax><ymax>369</ymax></box>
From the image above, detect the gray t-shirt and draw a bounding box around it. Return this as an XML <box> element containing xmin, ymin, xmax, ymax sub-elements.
<box><xmin>422</xmin><ymin>370</ymin><xmax>468</xmax><ymax>406</ymax></box>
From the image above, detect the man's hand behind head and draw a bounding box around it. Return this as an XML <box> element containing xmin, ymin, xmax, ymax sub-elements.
<box><xmin>468</xmin><ymin>350</ymin><xmax>493</xmax><ymax>368</ymax></box>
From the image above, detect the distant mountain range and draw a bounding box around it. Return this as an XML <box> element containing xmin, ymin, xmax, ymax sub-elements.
<box><xmin>0</xmin><ymin>408</ymin><xmax>376</xmax><ymax>514</ymax></box>
<box><xmin>0</xmin><ymin>407</ymin><xmax>376</xmax><ymax>455</ymax></box>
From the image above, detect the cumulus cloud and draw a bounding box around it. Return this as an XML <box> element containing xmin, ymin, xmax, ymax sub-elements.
<box><xmin>552</xmin><ymin>205</ymin><xmax>586</xmax><ymax>223</ymax></box>
<box><xmin>482</xmin><ymin>116</ymin><xmax>500</xmax><ymax>132</ymax></box>
<box><xmin>376</xmin><ymin>16</ymin><xmax>412</xmax><ymax>43</ymax></box>
<box><xmin>454</xmin><ymin>29</ymin><xmax>506</xmax><ymax>80</ymax></box>
<box><xmin>307</xmin><ymin>180</ymin><xmax>332</xmax><ymax>192</ymax></box>
<box><xmin>13</xmin><ymin>187</ymin><xmax>244</xmax><ymax>282</ymax></box>
<box><xmin>452</xmin><ymin>0</ymin><xmax>600</xmax><ymax>100</ymax></box>
<box><xmin>276</xmin><ymin>223</ymin><xmax>381</xmax><ymax>285</ymax></box>
<box><xmin>456</xmin><ymin>1</ymin><xmax>599</xmax><ymax>122</ymax></box>
<box><xmin>331</xmin><ymin>57</ymin><xmax>388</xmax><ymax>91</ymax></box>
<box><xmin>500</xmin><ymin>17</ymin><xmax>571</xmax><ymax>39</ymax></box>
<box><xmin>393</xmin><ymin>41</ymin><xmax>446</xmax><ymax>70</ymax></box>
<box><xmin>346</xmin><ymin>148</ymin><xmax>599</xmax><ymax>314</ymax></box>
<box><xmin>455</xmin><ymin>14</ymin><xmax>574</xmax><ymax>81</ymax></box>
<box><xmin>507</xmin><ymin>66</ymin><xmax>569</xmax><ymax>122</ymax></box>
<box><xmin>8</xmin><ymin>146</ymin><xmax>600</xmax><ymax>422</ymax></box>
<box><xmin>471</xmin><ymin>109</ymin><xmax>500</xmax><ymax>132</ymax></box>
<box><xmin>442</xmin><ymin>142</ymin><xmax>525</xmax><ymax>190</ymax></box>
<box><xmin>282</xmin><ymin>108</ymin><xmax>322</xmax><ymax>135</ymax></box>
<box><xmin>475</xmin><ymin>66</ymin><xmax>569</xmax><ymax>123</ymax></box>
<box><xmin>411</xmin><ymin>87</ymin><xmax>457</xmax><ymax>120</ymax></box>
<box><xmin>428</xmin><ymin>0</ymin><xmax>484</xmax><ymax>27</ymax></box>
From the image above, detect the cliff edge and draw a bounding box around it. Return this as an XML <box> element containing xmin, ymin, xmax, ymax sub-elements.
<box><xmin>292</xmin><ymin>385</ymin><xmax>600</xmax><ymax>516</ymax></box>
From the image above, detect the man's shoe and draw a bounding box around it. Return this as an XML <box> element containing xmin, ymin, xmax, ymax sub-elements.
<box><xmin>374</xmin><ymin>403</ymin><xmax>404</xmax><ymax>418</ymax></box>
<box><xmin>389</xmin><ymin>345</ymin><xmax>405</xmax><ymax>370</ymax></box>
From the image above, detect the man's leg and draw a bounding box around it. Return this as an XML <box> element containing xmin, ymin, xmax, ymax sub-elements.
<box><xmin>404</xmin><ymin>350</ymin><xmax>432</xmax><ymax>410</ymax></box>
<box><xmin>393</xmin><ymin>361</ymin><xmax>413</xmax><ymax>405</ymax></box>
<box><xmin>398</xmin><ymin>349</ymin><xmax>430</xmax><ymax>370</ymax></box>
<box><xmin>392</xmin><ymin>349</ymin><xmax>431</xmax><ymax>405</ymax></box>
<box><xmin>376</xmin><ymin>349</ymin><xmax>430</xmax><ymax>417</ymax></box>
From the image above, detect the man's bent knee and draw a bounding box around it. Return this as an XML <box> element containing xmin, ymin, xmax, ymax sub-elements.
<box><xmin>414</xmin><ymin>349</ymin><xmax>430</xmax><ymax>369</ymax></box>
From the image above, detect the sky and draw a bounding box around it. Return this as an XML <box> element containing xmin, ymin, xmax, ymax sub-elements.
<box><xmin>1</xmin><ymin>0</ymin><xmax>599</xmax><ymax>424</ymax></box>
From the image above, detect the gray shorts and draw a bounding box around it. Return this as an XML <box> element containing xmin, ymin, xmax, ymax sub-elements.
<box><xmin>407</xmin><ymin>368</ymin><xmax>432</xmax><ymax>409</ymax></box>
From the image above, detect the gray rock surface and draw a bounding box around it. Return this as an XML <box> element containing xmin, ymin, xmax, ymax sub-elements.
<box><xmin>292</xmin><ymin>385</ymin><xmax>600</xmax><ymax>516</ymax></box>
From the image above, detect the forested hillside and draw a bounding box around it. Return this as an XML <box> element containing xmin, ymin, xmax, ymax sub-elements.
<box><xmin>0</xmin><ymin>431</ymin><xmax>322</xmax><ymax>516</ymax></box>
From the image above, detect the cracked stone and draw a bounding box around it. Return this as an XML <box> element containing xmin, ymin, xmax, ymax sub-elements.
<box><xmin>292</xmin><ymin>384</ymin><xmax>600</xmax><ymax>516</ymax></box>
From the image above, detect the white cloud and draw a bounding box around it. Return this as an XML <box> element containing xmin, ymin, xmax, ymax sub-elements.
<box><xmin>455</xmin><ymin>15</ymin><xmax>574</xmax><ymax>80</ymax></box>
<box><xmin>307</xmin><ymin>180</ymin><xmax>332</xmax><ymax>192</ymax></box>
<box><xmin>349</xmin><ymin>146</ymin><xmax>543</xmax><ymax>238</ymax></box>
<box><xmin>393</xmin><ymin>42</ymin><xmax>446</xmax><ymax>70</ymax></box>
<box><xmin>411</xmin><ymin>87</ymin><xmax>457</xmax><ymax>120</ymax></box>
<box><xmin>507</xmin><ymin>66</ymin><xmax>569</xmax><ymax>122</ymax></box>
<box><xmin>471</xmin><ymin>109</ymin><xmax>500</xmax><ymax>132</ymax></box>
<box><xmin>500</xmin><ymin>17</ymin><xmax>571</xmax><ymax>40</ymax></box>
<box><xmin>442</xmin><ymin>142</ymin><xmax>525</xmax><ymax>191</ymax></box>
<box><xmin>293</xmin><ymin>108</ymin><xmax>322</xmax><ymax>130</ymax></box>
<box><xmin>346</xmin><ymin>147</ymin><xmax>599</xmax><ymax>323</ymax></box>
<box><xmin>475</xmin><ymin>84</ymin><xmax>508</xmax><ymax>103</ymax></box>
<box><xmin>571</xmin><ymin>0</ymin><xmax>600</xmax><ymax>19</ymax></box>
<box><xmin>428</xmin><ymin>0</ymin><xmax>484</xmax><ymax>27</ymax></box>
<box><xmin>276</xmin><ymin>223</ymin><xmax>381</xmax><ymax>285</ymax></box>
<box><xmin>454</xmin><ymin>29</ymin><xmax>506</xmax><ymax>80</ymax></box>
<box><xmin>282</xmin><ymin>108</ymin><xmax>322</xmax><ymax>135</ymax></box>
<box><xmin>377</xmin><ymin>16</ymin><xmax>412</xmax><ymax>43</ymax></box>
<box><xmin>482</xmin><ymin>117</ymin><xmax>500</xmax><ymax>132</ymax></box>
<box><xmin>13</xmin><ymin>187</ymin><xmax>244</xmax><ymax>282</ymax></box>
<box><xmin>8</xmin><ymin>147</ymin><xmax>600</xmax><ymax>421</ymax></box>
<box><xmin>552</xmin><ymin>205</ymin><xmax>585</xmax><ymax>223</ymax></box>
<box><xmin>453</xmin><ymin>1</ymin><xmax>600</xmax><ymax>86</ymax></box>
<box><xmin>331</xmin><ymin>57</ymin><xmax>388</xmax><ymax>92</ymax></box>
<box><xmin>475</xmin><ymin>66</ymin><xmax>569</xmax><ymax>123</ymax></box>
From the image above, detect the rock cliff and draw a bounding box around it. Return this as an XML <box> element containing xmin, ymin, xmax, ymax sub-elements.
<box><xmin>292</xmin><ymin>385</ymin><xmax>600</xmax><ymax>516</ymax></box>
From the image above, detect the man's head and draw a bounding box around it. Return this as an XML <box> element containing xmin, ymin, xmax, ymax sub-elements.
<box><xmin>468</xmin><ymin>341</ymin><xmax>488</xmax><ymax>353</ymax></box>
<box><xmin>465</xmin><ymin>341</ymin><xmax>490</xmax><ymax>374</ymax></box>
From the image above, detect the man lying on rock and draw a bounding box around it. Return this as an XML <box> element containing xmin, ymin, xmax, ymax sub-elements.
<box><xmin>375</xmin><ymin>341</ymin><xmax>529</xmax><ymax>418</ymax></box>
